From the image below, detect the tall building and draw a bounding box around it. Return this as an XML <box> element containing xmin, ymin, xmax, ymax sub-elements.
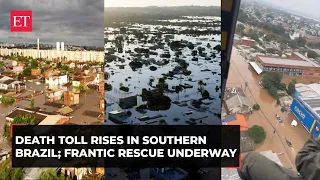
<box><xmin>56</xmin><ymin>42</ymin><xmax>60</xmax><ymax>51</ymax></box>
<box><xmin>61</xmin><ymin>42</ymin><xmax>65</xmax><ymax>51</ymax></box>
<box><xmin>37</xmin><ymin>38</ymin><xmax>40</xmax><ymax>58</ymax></box>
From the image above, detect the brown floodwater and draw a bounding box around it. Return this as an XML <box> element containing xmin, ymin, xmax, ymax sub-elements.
<box><xmin>226</xmin><ymin>47</ymin><xmax>310</xmax><ymax>170</ymax></box>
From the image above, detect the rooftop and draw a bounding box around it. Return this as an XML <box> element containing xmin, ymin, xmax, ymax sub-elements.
<box><xmin>258</xmin><ymin>56</ymin><xmax>318</xmax><ymax>68</ymax></box>
<box><xmin>295</xmin><ymin>83</ymin><xmax>320</xmax><ymax>97</ymax></box>
<box><xmin>222</xmin><ymin>113</ymin><xmax>248</xmax><ymax>131</ymax></box>
<box><xmin>6</xmin><ymin>109</ymin><xmax>47</xmax><ymax>124</ymax></box>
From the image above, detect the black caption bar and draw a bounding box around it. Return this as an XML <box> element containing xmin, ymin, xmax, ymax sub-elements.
<box><xmin>12</xmin><ymin>125</ymin><xmax>240</xmax><ymax>168</ymax></box>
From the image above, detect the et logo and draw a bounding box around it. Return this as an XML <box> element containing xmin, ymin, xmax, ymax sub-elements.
<box><xmin>10</xmin><ymin>10</ymin><xmax>32</xmax><ymax>32</ymax></box>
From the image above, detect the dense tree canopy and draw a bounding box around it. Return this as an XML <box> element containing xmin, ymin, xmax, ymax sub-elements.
<box><xmin>262</xmin><ymin>72</ymin><xmax>285</xmax><ymax>98</ymax></box>
<box><xmin>249</xmin><ymin>125</ymin><xmax>266</xmax><ymax>143</ymax></box>
<box><xmin>0</xmin><ymin>165</ymin><xmax>24</xmax><ymax>180</ymax></box>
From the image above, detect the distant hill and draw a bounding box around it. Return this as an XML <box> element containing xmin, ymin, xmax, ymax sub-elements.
<box><xmin>104</xmin><ymin>6</ymin><xmax>220</xmax><ymax>25</ymax></box>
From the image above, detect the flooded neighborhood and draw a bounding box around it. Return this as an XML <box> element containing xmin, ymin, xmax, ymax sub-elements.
<box><xmin>105</xmin><ymin>7</ymin><xmax>222</xmax><ymax>125</ymax></box>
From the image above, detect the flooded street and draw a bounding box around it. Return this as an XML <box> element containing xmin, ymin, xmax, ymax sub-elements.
<box><xmin>227</xmin><ymin>47</ymin><xmax>310</xmax><ymax>170</ymax></box>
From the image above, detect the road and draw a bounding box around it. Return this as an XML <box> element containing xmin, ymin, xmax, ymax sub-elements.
<box><xmin>227</xmin><ymin>47</ymin><xmax>310</xmax><ymax>170</ymax></box>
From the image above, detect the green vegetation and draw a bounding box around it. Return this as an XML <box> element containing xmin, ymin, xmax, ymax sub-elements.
<box><xmin>38</xmin><ymin>169</ymin><xmax>64</xmax><ymax>180</ymax></box>
<box><xmin>262</xmin><ymin>72</ymin><xmax>286</xmax><ymax>98</ymax></box>
<box><xmin>119</xmin><ymin>86</ymin><xmax>129</xmax><ymax>92</ymax></box>
<box><xmin>0</xmin><ymin>164</ymin><xmax>24</xmax><ymax>180</ymax></box>
<box><xmin>201</xmin><ymin>90</ymin><xmax>210</xmax><ymax>98</ymax></box>
<box><xmin>236</xmin><ymin>24</ymin><xmax>245</xmax><ymax>33</ymax></box>
<box><xmin>0</xmin><ymin>97</ymin><xmax>15</xmax><ymax>108</ymax></box>
<box><xmin>249</xmin><ymin>125</ymin><xmax>266</xmax><ymax>143</ymax></box>
<box><xmin>75</xmin><ymin>84</ymin><xmax>90</xmax><ymax>101</ymax></box>
<box><xmin>30</xmin><ymin>99</ymin><xmax>35</xmax><ymax>109</ymax></box>
<box><xmin>307</xmin><ymin>42</ymin><xmax>320</xmax><ymax>49</ymax></box>
<box><xmin>307</xmin><ymin>50</ymin><xmax>319</xmax><ymax>59</ymax></box>
<box><xmin>159</xmin><ymin>119</ymin><xmax>167</xmax><ymax>125</ymax></box>
<box><xmin>4</xmin><ymin>115</ymin><xmax>36</xmax><ymax>139</ymax></box>
<box><xmin>287</xmin><ymin>79</ymin><xmax>297</xmax><ymax>96</ymax></box>
<box><xmin>252</xmin><ymin>104</ymin><xmax>260</xmax><ymax>110</ymax></box>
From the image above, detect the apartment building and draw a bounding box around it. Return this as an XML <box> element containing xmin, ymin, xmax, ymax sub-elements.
<box><xmin>0</xmin><ymin>48</ymin><xmax>104</xmax><ymax>62</ymax></box>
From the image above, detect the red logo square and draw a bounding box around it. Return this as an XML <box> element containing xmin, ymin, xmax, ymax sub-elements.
<box><xmin>10</xmin><ymin>10</ymin><xmax>32</xmax><ymax>32</ymax></box>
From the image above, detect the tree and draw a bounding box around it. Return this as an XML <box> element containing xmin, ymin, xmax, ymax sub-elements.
<box><xmin>75</xmin><ymin>84</ymin><xmax>90</xmax><ymax>102</ymax></box>
<box><xmin>252</xmin><ymin>104</ymin><xmax>260</xmax><ymax>110</ymax></box>
<box><xmin>287</xmin><ymin>79</ymin><xmax>297</xmax><ymax>96</ymax></box>
<box><xmin>202</xmin><ymin>90</ymin><xmax>210</xmax><ymax>98</ymax></box>
<box><xmin>30</xmin><ymin>59</ymin><xmax>38</xmax><ymax>69</ymax></box>
<box><xmin>0</xmin><ymin>61</ymin><xmax>5</xmax><ymax>67</ymax></box>
<box><xmin>213</xmin><ymin>44</ymin><xmax>221</xmax><ymax>53</ymax></box>
<box><xmin>0</xmin><ymin>96</ymin><xmax>15</xmax><ymax>108</ymax></box>
<box><xmin>30</xmin><ymin>99</ymin><xmax>35</xmax><ymax>109</ymax></box>
<box><xmin>262</xmin><ymin>72</ymin><xmax>283</xmax><ymax>89</ymax></box>
<box><xmin>0</xmin><ymin>165</ymin><xmax>24</xmax><ymax>180</ymax></box>
<box><xmin>307</xmin><ymin>50</ymin><xmax>319</xmax><ymax>59</ymax></box>
<box><xmin>38</xmin><ymin>169</ymin><xmax>64</xmax><ymax>180</ymax></box>
<box><xmin>159</xmin><ymin>119</ymin><xmax>167</xmax><ymax>125</ymax></box>
<box><xmin>4</xmin><ymin>114</ymin><xmax>36</xmax><ymax>138</ymax></box>
<box><xmin>249</xmin><ymin>125</ymin><xmax>266</xmax><ymax>143</ymax></box>
<box><xmin>236</xmin><ymin>24</ymin><xmax>245</xmax><ymax>33</ymax></box>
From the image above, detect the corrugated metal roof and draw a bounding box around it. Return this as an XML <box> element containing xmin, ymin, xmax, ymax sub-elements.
<box><xmin>259</xmin><ymin>56</ymin><xmax>316</xmax><ymax>67</ymax></box>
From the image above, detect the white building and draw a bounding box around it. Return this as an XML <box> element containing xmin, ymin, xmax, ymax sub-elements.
<box><xmin>56</xmin><ymin>42</ymin><xmax>60</xmax><ymax>51</ymax></box>
<box><xmin>61</xmin><ymin>42</ymin><xmax>65</xmax><ymax>51</ymax></box>
<box><xmin>0</xmin><ymin>48</ymin><xmax>104</xmax><ymax>62</ymax></box>
<box><xmin>45</xmin><ymin>74</ymin><xmax>68</xmax><ymax>89</ymax></box>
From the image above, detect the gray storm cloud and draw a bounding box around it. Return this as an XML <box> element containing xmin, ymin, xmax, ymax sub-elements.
<box><xmin>0</xmin><ymin>0</ymin><xmax>104</xmax><ymax>46</ymax></box>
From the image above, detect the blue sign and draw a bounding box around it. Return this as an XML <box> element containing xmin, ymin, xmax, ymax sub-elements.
<box><xmin>291</xmin><ymin>99</ymin><xmax>315</xmax><ymax>132</ymax></box>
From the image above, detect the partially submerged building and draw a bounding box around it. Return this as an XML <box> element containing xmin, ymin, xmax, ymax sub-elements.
<box><xmin>250</xmin><ymin>52</ymin><xmax>320</xmax><ymax>76</ymax></box>
<box><xmin>224</xmin><ymin>87</ymin><xmax>251</xmax><ymax>114</ymax></box>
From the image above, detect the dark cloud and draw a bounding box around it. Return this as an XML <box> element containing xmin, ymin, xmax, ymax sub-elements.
<box><xmin>0</xmin><ymin>0</ymin><xmax>104</xmax><ymax>46</ymax></box>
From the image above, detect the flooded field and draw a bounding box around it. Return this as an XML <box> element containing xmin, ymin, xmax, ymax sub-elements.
<box><xmin>104</xmin><ymin>16</ymin><xmax>221</xmax><ymax>125</ymax></box>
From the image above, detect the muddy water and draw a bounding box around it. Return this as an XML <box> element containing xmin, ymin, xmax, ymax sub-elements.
<box><xmin>227</xmin><ymin>47</ymin><xmax>310</xmax><ymax>170</ymax></box>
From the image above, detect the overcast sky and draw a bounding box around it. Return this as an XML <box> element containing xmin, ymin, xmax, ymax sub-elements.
<box><xmin>258</xmin><ymin>0</ymin><xmax>320</xmax><ymax>21</ymax></box>
<box><xmin>105</xmin><ymin>0</ymin><xmax>220</xmax><ymax>7</ymax></box>
<box><xmin>0</xmin><ymin>0</ymin><xmax>104</xmax><ymax>46</ymax></box>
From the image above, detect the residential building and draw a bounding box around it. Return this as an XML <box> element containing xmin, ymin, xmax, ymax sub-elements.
<box><xmin>12</xmin><ymin>65</ymin><xmax>24</xmax><ymax>74</ymax></box>
<box><xmin>224</xmin><ymin>87</ymin><xmax>251</xmax><ymax>114</ymax></box>
<box><xmin>6</xmin><ymin>108</ymin><xmax>69</xmax><ymax>125</ymax></box>
<box><xmin>240</xmin><ymin>37</ymin><xmax>256</xmax><ymax>47</ymax></box>
<box><xmin>222</xmin><ymin>113</ymin><xmax>255</xmax><ymax>153</ymax></box>
<box><xmin>63</xmin><ymin>91</ymin><xmax>80</xmax><ymax>106</ymax></box>
<box><xmin>46</xmin><ymin>74</ymin><xmax>68</xmax><ymax>89</ymax></box>
<box><xmin>31</xmin><ymin>69</ymin><xmax>41</xmax><ymax>76</ymax></box>
<box><xmin>108</xmin><ymin>110</ymin><xmax>132</xmax><ymax>124</ymax></box>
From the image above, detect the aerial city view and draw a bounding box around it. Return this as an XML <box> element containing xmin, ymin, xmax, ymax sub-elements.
<box><xmin>104</xmin><ymin>3</ymin><xmax>221</xmax><ymax>126</ymax></box>
<box><xmin>222</xmin><ymin>0</ymin><xmax>320</xmax><ymax>179</ymax></box>
<box><xmin>0</xmin><ymin>0</ymin><xmax>105</xmax><ymax>179</ymax></box>
<box><xmin>104</xmin><ymin>0</ymin><xmax>223</xmax><ymax>179</ymax></box>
